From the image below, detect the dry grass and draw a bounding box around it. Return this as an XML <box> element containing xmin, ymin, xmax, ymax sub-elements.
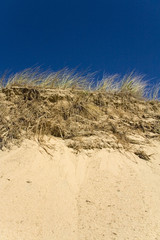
<box><xmin>1</xmin><ymin>68</ymin><xmax>94</xmax><ymax>90</ymax></box>
<box><xmin>94</xmin><ymin>74</ymin><xmax>119</xmax><ymax>92</ymax></box>
<box><xmin>0</xmin><ymin>68</ymin><xmax>160</xmax><ymax>151</ymax></box>
<box><xmin>0</xmin><ymin>68</ymin><xmax>154</xmax><ymax>98</ymax></box>
<box><xmin>150</xmin><ymin>83</ymin><xmax>160</xmax><ymax>100</ymax></box>
<box><xmin>119</xmin><ymin>72</ymin><xmax>147</xmax><ymax>97</ymax></box>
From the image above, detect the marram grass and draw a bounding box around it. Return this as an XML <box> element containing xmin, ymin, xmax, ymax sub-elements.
<box><xmin>0</xmin><ymin>67</ymin><xmax>159</xmax><ymax>99</ymax></box>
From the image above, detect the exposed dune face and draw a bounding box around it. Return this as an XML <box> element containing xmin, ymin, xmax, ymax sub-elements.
<box><xmin>0</xmin><ymin>87</ymin><xmax>160</xmax><ymax>151</ymax></box>
<box><xmin>0</xmin><ymin>138</ymin><xmax>160</xmax><ymax>240</ymax></box>
<box><xmin>0</xmin><ymin>86</ymin><xmax>160</xmax><ymax>239</ymax></box>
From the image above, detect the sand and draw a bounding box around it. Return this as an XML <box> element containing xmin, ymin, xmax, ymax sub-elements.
<box><xmin>0</xmin><ymin>138</ymin><xmax>160</xmax><ymax>240</ymax></box>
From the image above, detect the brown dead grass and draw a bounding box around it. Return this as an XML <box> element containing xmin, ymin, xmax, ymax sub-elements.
<box><xmin>0</xmin><ymin>86</ymin><xmax>159</xmax><ymax>152</ymax></box>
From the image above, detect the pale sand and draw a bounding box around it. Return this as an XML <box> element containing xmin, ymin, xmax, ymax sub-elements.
<box><xmin>0</xmin><ymin>138</ymin><xmax>160</xmax><ymax>240</ymax></box>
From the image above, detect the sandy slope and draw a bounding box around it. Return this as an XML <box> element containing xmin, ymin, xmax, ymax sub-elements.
<box><xmin>0</xmin><ymin>138</ymin><xmax>160</xmax><ymax>240</ymax></box>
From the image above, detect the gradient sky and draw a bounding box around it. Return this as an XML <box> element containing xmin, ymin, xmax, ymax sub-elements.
<box><xmin>0</xmin><ymin>0</ymin><xmax>160</xmax><ymax>84</ymax></box>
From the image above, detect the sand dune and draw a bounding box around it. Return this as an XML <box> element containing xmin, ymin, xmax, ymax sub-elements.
<box><xmin>0</xmin><ymin>84</ymin><xmax>160</xmax><ymax>239</ymax></box>
<box><xmin>0</xmin><ymin>138</ymin><xmax>160</xmax><ymax>240</ymax></box>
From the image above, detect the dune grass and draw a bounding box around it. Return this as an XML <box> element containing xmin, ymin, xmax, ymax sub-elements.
<box><xmin>150</xmin><ymin>83</ymin><xmax>160</xmax><ymax>100</ymax></box>
<box><xmin>0</xmin><ymin>67</ymin><xmax>158</xmax><ymax>99</ymax></box>
<box><xmin>0</xmin><ymin>67</ymin><xmax>159</xmax><ymax>151</ymax></box>
<box><xmin>0</xmin><ymin>67</ymin><xmax>93</xmax><ymax>90</ymax></box>
<box><xmin>119</xmin><ymin>72</ymin><xmax>147</xmax><ymax>97</ymax></box>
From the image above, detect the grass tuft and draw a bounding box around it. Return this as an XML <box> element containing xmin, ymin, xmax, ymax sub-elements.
<box><xmin>119</xmin><ymin>71</ymin><xmax>147</xmax><ymax>97</ymax></box>
<box><xmin>150</xmin><ymin>83</ymin><xmax>160</xmax><ymax>100</ymax></box>
<box><xmin>94</xmin><ymin>74</ymin><xmax>119</xmax><ymax>92</ymax></box>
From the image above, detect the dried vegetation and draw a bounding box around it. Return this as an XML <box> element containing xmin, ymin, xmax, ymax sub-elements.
<box><xmin>0</xmin><ymin>68</ymin><xmax>160</xmax><ymax>156</ymax></box>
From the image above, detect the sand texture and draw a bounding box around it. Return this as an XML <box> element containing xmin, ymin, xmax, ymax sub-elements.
<box><xmin>0</xmin><ymin>138</ymin><xmax>160</xmax><ymax>240</ymax></box>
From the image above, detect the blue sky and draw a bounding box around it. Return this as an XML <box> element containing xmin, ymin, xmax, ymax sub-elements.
<box><xmin>0</xmin><ymin>0</ymin><xmax>160</xmax><ymax>84</ymax></box>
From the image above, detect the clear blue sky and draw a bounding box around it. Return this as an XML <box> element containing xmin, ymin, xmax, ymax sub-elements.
<box><xmin>0</xmin><ymin>0</ymin><xmax>160</xmax><ymax>83</ymax></box>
